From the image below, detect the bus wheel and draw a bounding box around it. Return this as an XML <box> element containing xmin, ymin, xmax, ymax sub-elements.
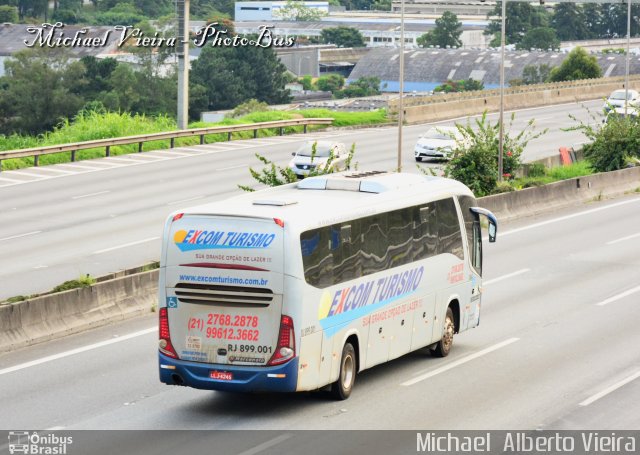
<box><xmin>331</xmin><ymin>342</ymin><xmax>356</xmax><ymax>400</ymax></box>
<box><xmin>432</xmin><ymin>307</ymin><xmax>454</xmax><ymax>357</ymax></box>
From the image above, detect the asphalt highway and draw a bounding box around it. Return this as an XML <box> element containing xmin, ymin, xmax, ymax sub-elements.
<box><xmin>2</xmin><ymin>194</ymin><xmax>639</xmax><ymax>434</ymax></box>
<box><xmin>0</xmin><ymin>100</ymin><xmax>603</xmax><ymax>300</ymax></box>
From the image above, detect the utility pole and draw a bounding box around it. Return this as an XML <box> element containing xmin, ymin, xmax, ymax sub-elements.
<box><xmin>396</xmin><ymin>0</ymin><xmax>405</xmax><ymax>172</ymax></box>
<box><xmin>176</xmin><ymin>0</ymin><xmax>190</xmax><ymax>130</ymax></box>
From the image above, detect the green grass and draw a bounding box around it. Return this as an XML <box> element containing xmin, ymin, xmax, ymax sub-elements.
<box><xmin>298</xmin><ymin>108</ymin><xmax>388</xmax><ymax>127</ymax></box>
<box><xmin>0</xmin><ymin>109</ymin><xmax>389</xmax><ymax>171</ymax></box>
<box><xmin>507</xmin><ymin>161</ymin><xmax>595</xmax><ymax>192</ymax></box>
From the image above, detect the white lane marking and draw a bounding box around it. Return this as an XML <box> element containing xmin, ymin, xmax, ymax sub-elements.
<box><xmin>236</xmin><ymin>434</ymin><xmax>293</xmax><ymax>455</ymax></box>
<box><xmin>30</xmin><ymin>167</ymin><xmax>74</xmax><ymax>174</ymax></box>
<box><xmin>103</xmin><ymin>157</ymin><xmax>140</xmax><ymax>163</ymax></box>
<box><xmin>401</xmin><ymin>338</ymin><xmax>520</xmax><ymax>386</ymax></box>
<box><xmin>45</xmin><ymin>426</ymin><xmax>65</xmax><ymax>431</ymax></box>
<box><xmin>53</xmin><ymin>163</ymin><xmax>103</xmax><ymax>170</ymax></box>
<box><xmin>3</xmin><ymin>170</ymin><xmax>46</xmax><ymax>178</ymax></box>
<box><xmin>124</xmin><ymin>154</ymin><xmax>166</xmax><ymax>160</ymax></box>
<box><xmin>483</xmin><ymin>269</ymin><xmax>531</xmax><ymax>286</ymax></box>
<box><xmin>167</xmin><ymin>195</ymin><xmax>204</xmax><ymax>205</ymax></box>
<box><xmin>579</xmin><ymin>371</ymin><xmax>640</xmax><ymax>406</ymax></box>
<box><xmin>595</xmin><ymin>285</ymin><xmax>640</xmax><ymax>306</ymax></box>
<box><xmin>173</xmin><ymin>147</ymin><xmax>208</xmax><ymax>153</ymax></box>
<box><xmin>0</xmin><ymin>231</ymin><xmax>41</xmax><ymax>242</ymax></box>
<box><xmin>499</xmin><ymin>198</ymin><xmax>640</xmax><ymax>238</ymax></box>
<box><xmin>217</xmin><ymin>164</ymin><xmax>246</xmax><ymax>171</ymax></box>
<box><xmin>606</xmin><ymin>232</ymin><xmax>640</xmax><ymax>245</ymax></box>
<box><xmin>0</xmin><ymin>176</ymin><xmax>25</xmax><ymax>183</ymax></box>
<box><xmin>148</xmin><ymin>150</ymin><xmax>193</xmax><ymax>157</ymax></box>
<box><xmin>92</xmin><ymin>236</ymin><xmax>159</xmax><ymax>254</ymax></box>
<box><xmin>0</xmin><ymin>327</ymin><xmax>157</xmax><ymax>377</ymax></box>
<box><xmin>71</xmin><ymin>190</ymin><xmax>110</xmax><ymax>200</ymax></box>
<box><xmin>33</xmin><ymin>265</ymin><xmax>48</xmax><ymax>269</ymax></box>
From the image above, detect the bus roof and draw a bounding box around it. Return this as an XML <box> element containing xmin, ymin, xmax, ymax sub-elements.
<box><xmin>176</xmin><ymin>171</ymin><xmax>474</xmax><ymax>232</ymax></box>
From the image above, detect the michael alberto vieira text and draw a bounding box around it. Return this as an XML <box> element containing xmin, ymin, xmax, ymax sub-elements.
<box><xmin>416</xmin><ymin>432</ymin><xmax>637</xmax><ymax>452</ymax></box>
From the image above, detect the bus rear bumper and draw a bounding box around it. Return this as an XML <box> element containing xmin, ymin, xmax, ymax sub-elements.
<box><xmin>158</xmin><ymin>352</ymin><xmax>298</xmax><ymax>392</ymax></box>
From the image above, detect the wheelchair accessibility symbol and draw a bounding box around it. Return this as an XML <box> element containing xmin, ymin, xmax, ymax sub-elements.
<box><xmin>166</xmin><ymin>297</ymin><xmax>178</xmax><ymax>308</ymax></box>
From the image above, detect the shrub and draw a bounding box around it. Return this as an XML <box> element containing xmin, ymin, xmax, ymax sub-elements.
<box><xmin>566</xmin><ymin>108</ymin><xmax>640</xmax><ymax>172</ymax></box>
<box><xmin>441</xmin><ymin>112</ymin><xmax>547</xmax><ymax>196</ymax></box>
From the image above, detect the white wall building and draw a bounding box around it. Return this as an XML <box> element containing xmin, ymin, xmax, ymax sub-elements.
<box><xmin>235</xmin><ymin>1</ymin><xmax>330</xmax><ymax>21</ymax></box>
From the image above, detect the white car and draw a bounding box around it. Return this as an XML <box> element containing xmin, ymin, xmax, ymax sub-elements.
<box><xmin>604</xmin><ymin>106</ymin><xmax>640</xmax><ymax>123</ymax></box>
<box><xmin>603</xmin><ymin>89</ymin><xmax>640</xmax><ymax>113</ymax></box>
<box><xmin>288</xmin><ymin>141</ymin><xmax>348</xmax><ymax>178</ymax></box>
<box><xmin>414</xmin><ymin>126</ymin><xmax>463</xmax><ymax>161</ymax></box>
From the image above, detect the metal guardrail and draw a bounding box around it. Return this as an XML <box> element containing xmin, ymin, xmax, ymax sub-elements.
<box><xmin>0</xmin><ymin>118</ymin><xmax>334</xmax><ymax>171</ymax></box>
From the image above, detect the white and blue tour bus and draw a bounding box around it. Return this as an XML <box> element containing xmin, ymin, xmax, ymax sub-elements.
<box><xmin>158</xmin><ymin>171</ymin><xmax>497</xmax><ymax>399</ymax></box>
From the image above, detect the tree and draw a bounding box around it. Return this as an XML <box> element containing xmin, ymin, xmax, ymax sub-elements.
<box><xmin>551</xmin><ymin>4</ymin><xmax>591</xmax><ymax>41</ymax></box>
<box><xmin>520</xmin><ymin>63</ymin><xmax>553</xmax><ymax>85</ymax></box>
<box><xmin>417</xmin><ymin>11</ymin><xmax>462</xmax><ymax>48</ymax></box>
<box><xmin>275</xmin><ymin>0</ymin><xmax>327</xmax><ymax>21</ymax></box>
<box><xmin>582</xmin><ymin>4</ymin><xmax>604</xmax><ymax>39</ymax></box>
<box><xmin>320</xmin><ymin>26</ymin><xmax>366</xmax><ymax>47</ymax></box>
<box><xmin>516</xmin><ymin>27</ymin><xmax>560</xmax><ymax>51</ymax></box>
<box><xmin>190</xmin><ymin>45</ymin><xmax>291</xmax><ymax>114</ymax></box>
<box><xmin>434</xmin><ymin>79</ymin><xmax>483</xmax><ymax>93</ymax></box>
<box><xmin>548</xmin><ymin>47</ymin><xmax>602</xmax><ymax>82</ymax></box>
<box><xmin>485</xmin><ymin>2</ymin><xmax>549</xmax><ymax>45</ymax></box>
<box><xmin>0</xmin><ymin>48</ymin><xmax>85</xmax><ymax>134</ymax></box>
<box><xmin>315</xmin><ymin>73</ymin><xmax>345</xmax><ymax>93</ymax></box>
<box><xmin>0</xmin><ymin>5</ymin><xmax>18</xmax><ymax>22</ymax></box>
<box><xmin>335</xmin><ymin>76</ymin><xmax>380</xmax><ymax>98</ymax></box>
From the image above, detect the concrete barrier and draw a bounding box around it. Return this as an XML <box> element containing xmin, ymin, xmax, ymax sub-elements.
<box><xmin>479</xmin><ymin>166</ymin><xmax>640</xmax><ymax>222</ymax></box>
<box><xmin>0</xmin><ymin>269</ymin><xmax>158</xmax><ymax>353</ymax></box>
<box><xmin>391</xmin><ymin>75</ymin><xmax>640</xmax><ymax>124</ymax></box>
<box><xmin>1</xmin><ymin>168</ymin><xmax>639</xmax><ymax>353</ymax></box>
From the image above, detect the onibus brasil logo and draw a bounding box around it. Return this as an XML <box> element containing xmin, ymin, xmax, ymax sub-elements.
<box><xmin>8</xmin><ymin>432</ymin><xmax>72</xmax><ymax>455</ymax></box>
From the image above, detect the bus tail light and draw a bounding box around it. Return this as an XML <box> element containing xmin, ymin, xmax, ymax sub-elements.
<box><xmin>159</xmin><ymin>307</ymin><xmax>178</xmax><ymax>358</ymax></box>
<box><xmin>172</xmin><ymin>213</ymin><xmax>184</xmax><ymax>222</ymax></box>
<box><xmin>268</xmin><ymin>315</ymin><xmax>295</xmax><ymax>366</ymax></box>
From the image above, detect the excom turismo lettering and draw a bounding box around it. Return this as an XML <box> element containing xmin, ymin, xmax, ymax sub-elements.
<box><xmin>416</xmin><ymin>432</ymin><xmax>637</xmax><ymax>453</ymax></box>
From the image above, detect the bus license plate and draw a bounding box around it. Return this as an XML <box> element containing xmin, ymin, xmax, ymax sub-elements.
<box><xmin>210</xmin><ymin>371</ymin><xmax>233</xmax><ymax>381</ymax></box>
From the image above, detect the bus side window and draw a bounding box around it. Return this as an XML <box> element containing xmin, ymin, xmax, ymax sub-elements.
<box><xmin>435</xmin><ymin>198</ymin><xmax>464</xmax><ymax>260</ymax></box>
<box><xmin>414</xmin><ymin>204</ymin><xmax>437</xmax><ymax>260</ymax></box>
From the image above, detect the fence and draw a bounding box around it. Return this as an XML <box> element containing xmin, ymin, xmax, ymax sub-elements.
<box><xmin>0</xmin><ymin>118</ymin><xmax>334</xmax><ymax>171</ymax></box>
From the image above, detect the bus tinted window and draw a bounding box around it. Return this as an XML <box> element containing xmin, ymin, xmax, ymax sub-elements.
<box><xmin>301</xmin><ymin>197</ymin><xmax>464</xmax><ymax>287</ymax></box>
<box><xmin>435</xmin><ymin>198</ymin><xmax>464</xmax><ymax>260</ymax></box>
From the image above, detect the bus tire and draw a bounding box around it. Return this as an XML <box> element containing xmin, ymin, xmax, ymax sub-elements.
<box><xmin>432</xmin><ymin>307</ymin><xmax>455</xmax><ymax>357</ymax></box>
<box><xmin>331</xmin><ymin>342</ymin><xmax>356</xmax><ymax>400</ymax></box>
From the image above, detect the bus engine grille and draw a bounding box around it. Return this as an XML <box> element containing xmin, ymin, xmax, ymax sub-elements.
<box><xmin>174</xmin><ymin>283</ymin><xmax>274</xmax><ymax>306</ymax></box>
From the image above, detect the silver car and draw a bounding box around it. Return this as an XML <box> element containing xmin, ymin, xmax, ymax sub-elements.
<box><xmin>288</xmin><ymin>141</ymin><xmax>348</xmax><ymax>178</ymax></box>
<box><xmin>603</xmin><ymin>89</ymin><xmax>640</xmax><ymax>113</ymax></box>
<box><xmin>414</xmin><ymin>126</ymin><xmax>463</xmax><ymax>161</ymax></box>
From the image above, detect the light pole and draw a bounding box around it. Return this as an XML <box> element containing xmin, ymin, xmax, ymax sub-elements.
<box><xmin>176</xmin><ymin>0</ymin><xmax>190</xmax><ymax>130</ymax></box>
<box><xmin>498</xmin><ymin>0</ymin><xmax>506</xmax><ymax>182</ymax></box>
<box><xmin>397</xmin><ymin>0</ymin><xmax>405</xmax><ymax>172</ymax></box>
<box><xmin>625</xmin><ymin>0</ymin><xmax>631</xmax><ymax>116</ymax></box>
